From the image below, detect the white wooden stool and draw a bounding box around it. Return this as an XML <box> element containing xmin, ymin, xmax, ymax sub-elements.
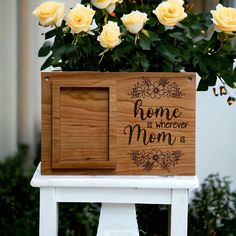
<box><xmin>31</xmin><ymin>163</ymin><xmax>198</xmax><ymax>236</ymax></box>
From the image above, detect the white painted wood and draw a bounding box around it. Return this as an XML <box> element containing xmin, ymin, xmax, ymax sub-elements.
<box><xmin>40</xmin><ymin>187</ymin><xmax>58</xmax><ymax>236</ymax></box>
<box><xmin>31</xmin><ymin>164</ymin><xmax>199</xmax><ymax>189</ymax></box>
<box><xmin>56</xmin><ymin>187</ymin><xmax>171</xmax><ymax>204</ymax></box>
<box><xmin>170</xmin><ymin>189</ymin><xmax>189</xmax><ymax>236</ymax></box>
<box><xmin>97</xmin><ymin>203</ymin><xmax>139</xmax><ymax>236</ymax></box>
<box><xmin>30</xmin><ymin>164</ymin><xmax>199</xmax><ymax>236</ymax></box>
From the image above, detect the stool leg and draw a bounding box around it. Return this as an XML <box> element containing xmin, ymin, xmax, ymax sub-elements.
<box><xmin>97</xmin><ymin>203</ymin><xmax>139</xmax><ymax>236</ymax></box>
<box><xmin>40</xmin><ymin>187</ymin><xmax>58</xmax><ymax>236</ymax></box>
<box><xmin>170</xmin><ymin>189</ymin><xmax>188</xmax><ymax>236</ymax></box>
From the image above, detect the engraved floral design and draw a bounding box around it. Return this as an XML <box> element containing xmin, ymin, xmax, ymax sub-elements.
<box><xmin>164</xmin><ymin>82</ymin><xmax>185</xmax><ymax>98</ymax></box>
<box><xmin>129</xmin><ymin>149</ymin><xmax>183</xmax><ymax>172</ymax></box>
<box><xmin>129</xmin><ymin>78</ymin><xmax>184</xmax><ymax>99</ymax></box>
<box><xmin>133</xmin><ymin>81</ymin><xmax>149</xmax><ymax>98</ymax></box>
<box><xmin>148</xmin><ymin>149</ymin><xmax>164</xmax><ymax>167</ymax></box>
<box><xmin>130</xmin><ymin>150</ymin><xmax>148</xmax><ymax>166</ymax></box>
<box><xmin>147</xmin><ymin>81</ymin><xmax>164</xmax><ymax>99</ymax></box>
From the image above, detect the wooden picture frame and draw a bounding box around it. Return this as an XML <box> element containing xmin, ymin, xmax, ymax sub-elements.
<box><xmin>41</xmin><ymin>72</ymin><xmax>196</xmax><ymax>175</ymax></box>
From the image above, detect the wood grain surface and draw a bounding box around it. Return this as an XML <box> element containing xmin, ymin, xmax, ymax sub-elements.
<box><xmin>41</xmin><ymin>72</ymin><xmax>196</xmax><ymax>175</ymax></box>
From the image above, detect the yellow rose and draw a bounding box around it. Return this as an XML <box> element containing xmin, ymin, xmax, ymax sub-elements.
<box><xmin>211</xmin><ymin>4</ymin><xmax>236</xmax><ymax>33</ymax></box>
<box><xmin>111</xmin><ymin>0</ymin><xmax>123</xmax><ymax>4</ymax></box>
<box><xmin>67</xmin><ymin>4</ymin><xmax>95</xmax><ymax>33</ymax></box>
<box><xmin>153</xmin><ymin>1</ymin><xmax>187</xmax><ymax>27</ymax></box>
<box><xmin>106</xmin><ymin>0</ymin><xmax>123</xmax><ymax>13</ymax></box>
<box><xmin>97</xmin><ymin>21</ymin><xmax>121</xmax><ymax>49</ymax></box>
<box><xmin>91</xmin><ymin>0</ymin><xmax>123</xmax><ymax>13</ymax></box>
<box><xmin>32</xmin><ymin>1</ymin><xmax>65</xmax><ymax>27</ymax></box>
<box><xmin>121</xmin><ymin>10</ymin><xmax>148</xmax><ymax>34</ymax></box>
<box><xmin>168</xmin><ymin>0</ymin><xmax>184</xmax><ymax>6</ymax></box>
<box><xmin>91</xmin><ymin>0</ymin><xmax>113</xmax><ymax>9</ymax></box>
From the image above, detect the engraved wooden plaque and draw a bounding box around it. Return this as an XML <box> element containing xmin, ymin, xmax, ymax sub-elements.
<box><xmin>41</xmin><ymin>72</ymin><xmax>196</xmax><ymax>175</ymax></box>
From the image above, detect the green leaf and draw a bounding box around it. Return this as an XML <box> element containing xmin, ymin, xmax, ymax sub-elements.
<box><xmin>139</xmin><ymin>38</ymin><xmax>151</xmax><ymax>50</ymax></box>
<box><xmin>197</xmin><ymin>78</ymin><xmax>209</xmax><ymax>91</ymax></box>
<box><xmin>41</xmin><ymin>55</ymin><xmax>54</xmax><ymax>71</ymax></box>
<box><xmin>140</xmin><ymin>56</ymin><xmax>149</xmax><ymax>71</ymax></box>
<box><xmin>144</xmin><ymin>30</ymin><xmax>160</xmax><ymax>42</ymax></box>
<box><xmin>45</xmin><ymin>28</ymin><xmax>57</xmax><ymax>39</ymax></box>
<box><xmin>218</xmin><ymin>32</ymin><xmax>228</xmax><ymax>43</ymax></box>
<box><xmin>220</xmin><ymin>43</ymin><xmax>232</xmax><ymax>52</ymax></box>
<box><xmin>156</xmin><ymin>44</ymin><xmax>180</xmax><ymax>61</ymax></box>
<box><xmin>139</xmin><ymin>32</ymin><xmax>151</xmax><ymax>50</ymax></box>
<box><xmin>169</xmin><ymin>32</ymin><xmax>187</xmax><ymax>43</ymax></box>
<box><xmin>52</xmin><ymin>44</ymin><xmax>76</xmax><ymax>58</ymax></box>
<box><xmin>162</xmin><ymin>60</ymin><xmax>174</xmax><ymax>71</ymax></box>
<box><xmin>199</xmin><ymin>59</ymin><xmax>208</xmax><ymax>73</ymax></box>
<box><xmin>141</xmin><ymin>29</ymin><xmax>150</xmax><ymax>37</ymax></box>
<box><xmin>208</xmin><ymin>75</ymin><xmax>217</xmax><ymax>87</ymax></box>
<box><xmin>221</xmin><ymin>69</ymin><xmax>236</xmax><ymax>88</ymax></box>
<box><xmin>38</xmin><ymin>41</ymin><xmax>52</xmax><ymax>57</ymax></box>
<box><xmin>111</xmin><ymin>45</ymin><xmax>133</xmax><ymax>61</ymax></box>
<box><xmin>146</xmin><ymin>17</ymin><xmax>157</xmax><ymax>27</ymax></box>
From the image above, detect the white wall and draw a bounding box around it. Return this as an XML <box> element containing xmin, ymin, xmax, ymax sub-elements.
<box><xmin>18</xmin><ymin>0</ymin><xmax>42</xmax><ymax>166</ymax></box>
<box><xmin>0</xmin><ymin>0</ymin><xmax>18</xmax><ymax>158</ymax></box>
<box><xmin>197</xmin><ymin>0</ymin><xmax>236</xmax><ymax>190</ymax></box>
<box><xmin>16</xmin><ymin>0</ymin><xmax>79</xmax><ymax>164</ymax></box>
<box><xmin>196</xmin><ymin>80</ymin><xmax>236</xmax><ymax>190</ymax></box>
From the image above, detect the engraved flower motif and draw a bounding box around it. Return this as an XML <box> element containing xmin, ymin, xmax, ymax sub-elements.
<box><xmin>160</xmin><ymin>156</ymin><xmax>171</xmax><ymax>171</ymax></box>
<box><xmin>148</xmin><ymin>149</ymin><xmax>164</xmax><ymax>167</ymax></box>
<box><xmin>131</xmin><ymin>150</ymin><xmax>148</xmax><ymax>166</ymax></box>
<box><xmin>158</xmin><ymin>77</ymin><xmax>170</xmax><ymax>87</ymax></box>
<box><xmin>163</xmin><ymin>83</ymin><xmax>177</xmax><ymax>98</ymax></box>
<box><xmin>129</xmin><ymin>78</ymin><xmax>184</xmax><ymax>99</ymax></box>
<box><xmin>147</xmin><ymin>81</ymin><xmax>164</xmax><ymax>99</ymax></box>
<box><xmin>163</xmin><ymin>82</ymin><xmax>184</xmax><ymax>98</ymax></box>
<box><xmin>129</xmin><ymin>149</ymin><xmax>183</xmax><ymax>172</ymax></box>
<box><xmin>142</xmin><ymin>161</ymin><xmax>154</xmax><ymax>172</ymax></box>
<box><xmin>170</xmin><ymin>150</ymin><xmax>182</xmax><ymax>164</ymax></box>
<box><xmin>135</xmin><ymin>82</ymin><xmax>149</xmax><ymax>98</ymax></box>
<box><xmin>166</xmin><ymin>151</ymin><xmax>176</xmax><ymax>166</ymax></box>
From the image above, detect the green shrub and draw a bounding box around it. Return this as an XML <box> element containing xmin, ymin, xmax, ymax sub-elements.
<box><xmin>0</xmin><ymin>145</ymin><xmax>39</xmax><ymax>236</ymax></box>
<box><xmin>188</xmin><ymin>173</ymin><xmax>236</xmax><ymax>236</ymax></box>
<box><xmin>58</xmin><ymin>203</ymin><xmax>100</xmax><ymax>236</ymax></box>
<box><xmin>136</xmin><ymin>204</ymin><xmax>169</xmax><ymax>236</ymax></box>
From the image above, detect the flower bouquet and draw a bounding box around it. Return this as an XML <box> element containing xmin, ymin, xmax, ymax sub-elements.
<box><xmin>33</xmin><ymin>0</ymin><xmax>236</xmax><ymax>104</ymax></box>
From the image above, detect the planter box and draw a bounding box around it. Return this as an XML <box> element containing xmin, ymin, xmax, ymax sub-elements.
<box><xmin>41</xmin><ymin>72</ymin><xmax>196</xmax><ymax>175</ymax></box>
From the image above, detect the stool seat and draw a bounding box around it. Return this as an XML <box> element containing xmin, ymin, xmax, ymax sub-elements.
<box><xmin>31</xmin><ymin>163</ymin><xmax>198</xmax><ymax>236</ymax></box>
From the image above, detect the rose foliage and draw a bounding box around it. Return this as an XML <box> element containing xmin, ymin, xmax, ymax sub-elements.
<box><xmin>33</xmin><ymin>0</ymin><xmax>236</xmax><ymax>94</ymax></box>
